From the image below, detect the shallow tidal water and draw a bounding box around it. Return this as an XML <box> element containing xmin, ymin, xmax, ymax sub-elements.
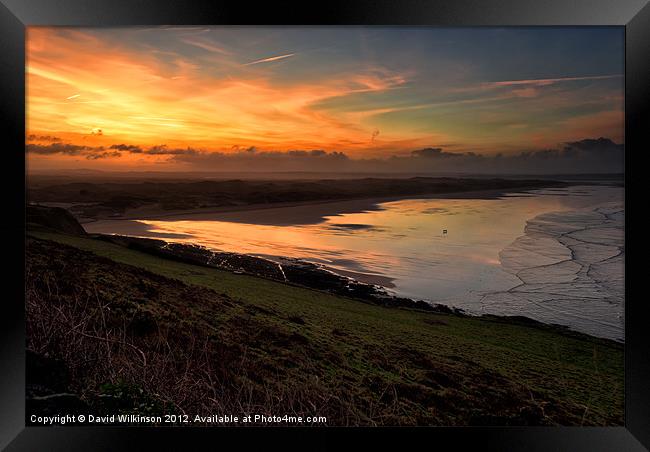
<box><xmin>85</xmin><ymin>185</ymin><xmax>624</xmax><ymax>341</ymax></box>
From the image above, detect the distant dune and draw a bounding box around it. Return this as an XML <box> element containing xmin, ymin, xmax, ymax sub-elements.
<box><xmin>28</xmin><ymin>176</ymin><xmax>571</xmax><ymax>222</ymax></box>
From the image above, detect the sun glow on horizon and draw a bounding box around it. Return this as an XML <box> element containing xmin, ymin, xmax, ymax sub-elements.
<box><xmin>26</xmin><ymin>27</ymin><xmax>624</xmax><ymax>172</ymax></box>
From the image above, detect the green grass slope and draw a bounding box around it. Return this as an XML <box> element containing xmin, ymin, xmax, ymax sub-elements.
<box><xmin>26</xmin><ymin>231</ymin><xmax>623</xmax><ymax>426</ymax></box>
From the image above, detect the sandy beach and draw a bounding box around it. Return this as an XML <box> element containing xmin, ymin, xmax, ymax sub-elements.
<box><xmin>482</xmin><ymin>202</ymin><xmax>625</xmax><ymax>341</ymax></box>
<box><xmin>83</xmin><ymin>184</ymin><xmax>624</xmax><ymax>340</ymax></box>
<box><xmin>77</xmin><ymin>187</ymin><xmax>536</xmax><ymax>226</ymax></box>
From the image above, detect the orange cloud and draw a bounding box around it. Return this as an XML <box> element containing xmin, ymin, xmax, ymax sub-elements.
<box><xmin>26</xmin><ymin>27</ymin><xmax>423</xmax><ymax>167</ymax></box>
<box><xmin>25</xmin><ymin>28</ymin><xmax>624</xmax><ymax>172</ymax></box>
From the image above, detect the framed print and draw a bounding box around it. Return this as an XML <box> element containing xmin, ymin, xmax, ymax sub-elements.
<box><xmin>1</xmin><ymin>0</ymin><xmax>648</xmax><ymax>450</ymax></box>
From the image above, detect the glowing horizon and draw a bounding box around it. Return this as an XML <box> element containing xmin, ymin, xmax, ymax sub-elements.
<box><xmin>26</xmin><ymin>27</ymin><xmax>624</xmax><ymax>172</ymax></box>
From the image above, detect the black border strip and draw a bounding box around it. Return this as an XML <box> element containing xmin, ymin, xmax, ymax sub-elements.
<box><xmin>0</xmin><ymin>0</ymin><xmax>648</xmax><ymax>25</ymax></box>
<box><xmin>1</xmin><ymin>0</ymin><xmax>648</xmax><ymax>450</ymax></box>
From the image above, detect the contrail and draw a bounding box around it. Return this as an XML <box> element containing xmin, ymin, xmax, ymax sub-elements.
<box><xmin>182</xmin><ymin>38</ymin><xmax>230</xmax><ymax>55</ymax></box>
<box><xmin>243</xmin><ymin>53</ymin><xmax>295</xmax><ymax>66</ymax></box>
<box><xmin>66</xmin><ymin>94</ymin><xmax>80</xmax><ymax>100</ymax></box>
<box><xmin>485</xmin><ymin>74</ymin><xmax>622</xmax><ymax>87</ymax></box>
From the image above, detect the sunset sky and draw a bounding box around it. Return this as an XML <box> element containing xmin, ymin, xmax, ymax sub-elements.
<box><xmin>26</xmin><ymin>27</ymin><xmax>624</xmax><ymax>172</ymax></box>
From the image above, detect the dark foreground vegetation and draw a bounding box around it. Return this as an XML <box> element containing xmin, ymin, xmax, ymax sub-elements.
<box><xmin>27</xmin><ymin>176</ymin><xmax>568</xmax><ymax>220</ymax></box>
<box><xmin>25</xmin><ymin>208</ymin><xmax>623</xmax><ymax>426</ymax></box>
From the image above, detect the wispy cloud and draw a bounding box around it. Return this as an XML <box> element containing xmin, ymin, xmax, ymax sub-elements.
<box><xmin>243</xmin><ymin>53</ymin><xmax>296</xmax><ymax>66</ymax></box>
<box><xmin>181</xmin><ymin>37</ymin><xmax>230</xmax><ymax>55</ymax></box>
<box><xmin>484</xmin><ymin>74</ymin><xmax>622</xmax><ymax>88</ymax></box>
<box><xmin>25</xmin><ymin>27</ymin><xmax>624</xmax><ymax>169</ymax></box>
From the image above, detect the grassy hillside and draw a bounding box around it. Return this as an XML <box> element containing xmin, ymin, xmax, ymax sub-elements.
<box><xmin>26</xmin><ymin>230</ymin><xmax>623</xmax><ymax>426</ymax></box>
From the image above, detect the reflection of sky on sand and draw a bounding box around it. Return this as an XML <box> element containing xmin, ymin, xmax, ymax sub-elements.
<box><xmin>85</xmin><ymin>185</ymin><xmax>623</xmax><ymax>338</ymax></box>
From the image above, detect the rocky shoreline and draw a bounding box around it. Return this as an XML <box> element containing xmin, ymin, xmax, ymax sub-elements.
<box><xmin>27</xmin><ymin>204</ymin><xmax>622</xmax><ymax>344</ymax></box>
<box><xmin>93</xmin><ymin>233</ymin><xmax>463</xmax><ymax>315</ymax></box>
<box><xmin>90</xmin><ymin>232</ymin><xmax>623</xmax><ymax>344</ymax></box>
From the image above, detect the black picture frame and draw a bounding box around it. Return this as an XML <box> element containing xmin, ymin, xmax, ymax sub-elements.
<box><xmin>1</xmin><ymin>1</ymin><xmax>648</xmax><ymax>450</ymax></box>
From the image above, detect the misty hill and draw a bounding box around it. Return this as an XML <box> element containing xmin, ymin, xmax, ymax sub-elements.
<box><xmin>27</xmin><ymin>176</ymin><xmax>569</xmax><ymax>220</ymax></box>
<box><xmin>27</xmin><ymin>205</ymin><xmax>87</xmax><ymax>235</ymax></box>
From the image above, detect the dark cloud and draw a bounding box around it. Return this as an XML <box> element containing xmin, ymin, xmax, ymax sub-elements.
<box><xmin>27</xmin><ymin>137</ymin><xmax>623</xmax><ymax>175</ymax></box>
<box><xmin>146</xmin><ymin>145</ymin><xmax>198</xmax><ymax>155</ymax></box>
<box><xmin>411</xmin><ymin>148</ymin><xmax>464</xmax><ymax>159</ymax></box>
<box><xmin>367</xmin><ymin>137</ymin><xmax>623</xmax><ymax>174</ymax></box>
<box><xmin>27</xmin><ymin>142</ymin><xmax>196</xmax><ymax>159</ymax></box>
<box><xmin>109</xmin><ymin>144</ymin><xmax>143</xmax><ymax>153</ymax></box>
<box><xmin>26</xmin><ymin>143</ymin><xmax>94</xmax><ymax>156</ymax></box>
<box><xmin>230</xmin><ymin>145</ymin><xmax>258</xmax><ymax>153</ymax></box>
<box><xmin>86</xmin><ymin>151</ymin><xmax>122</xmax><ymax>160</ymax></box>
<box><xmin>171</xmin><ymin>148</ymin><xmax>350</xmax><ymax>172</ymax></box>
<box><xmin>108</xmin><ymin>143</ymin><xmax>197</xmax><ymax>155</ymax></box>
<box><xmin>27</xmin><ymin>134</ymin><xmax>61</xmax><ymax>142</ymax></box>
<box><xmin>285</xmin><ymin>149</ymin><xmax>343</xmax><ymax>158</ymax></box>
<box><xmin>501</xmin><ymin>137</ymin><xmax>624</xmax><ymax>173</ymax></box>
<box><xmin>564</xmin><ymin>137</ymin><xmax>623</xmax><ymax>154</ymax></box>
